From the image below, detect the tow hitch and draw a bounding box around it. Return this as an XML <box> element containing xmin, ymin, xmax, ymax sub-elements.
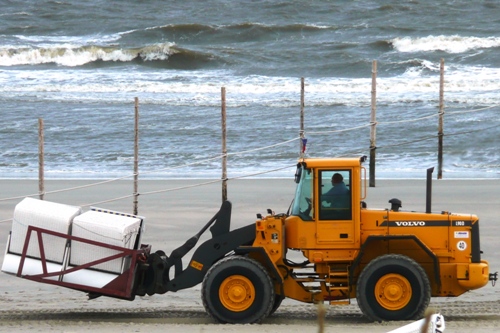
<box><xmin>490</xmin><ymin>272</ymin><xmax>498</xmax><ymax>286</ymax></box>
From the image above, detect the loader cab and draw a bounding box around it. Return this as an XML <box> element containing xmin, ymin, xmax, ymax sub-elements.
<box><xmin>287</xmin><ymin>157</ymin><xmax>365</xmax><ymax>253</ymax></box>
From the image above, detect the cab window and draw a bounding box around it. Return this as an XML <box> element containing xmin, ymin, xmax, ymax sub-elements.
<box><xmin>319</xmin><ymin>170</ymin><xmax>352</xmax><ymax>220</ymax></box>
<box><xmin>291</xmin><ymin>167</ymin><xmax>314</xmax><ymax>221</ymax></box>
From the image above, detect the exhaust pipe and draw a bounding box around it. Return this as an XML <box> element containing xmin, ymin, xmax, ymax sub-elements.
<box><xmin>426</xmin><ymin>167</ymin><xmax>434</xmax><ymax>213</ymax></box>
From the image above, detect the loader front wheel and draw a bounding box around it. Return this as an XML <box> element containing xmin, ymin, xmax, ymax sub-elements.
<box><xmin>356</xmin><ymin>254</ymin><xmax>431</xmax><ymax>322</ymax></box>
<box><xmin>269</xmin><ymin>294</ymin><xmax>284</xmax><ymax>316</ymax></box>
<box><xmin>202</xmin><ymin>256</ymin><xmax>274</xmax><ymax>324</ymax></box>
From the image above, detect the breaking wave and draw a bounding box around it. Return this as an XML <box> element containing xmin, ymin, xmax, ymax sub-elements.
<box><xmin>391</xmin><ymin>35</ymin><xmax>500</xmax><ymax>53</ymax></box>
<box><xmin>0</xmin><ymin>42</ymin><xmax>217</xmax><ymax>67</ymax></box>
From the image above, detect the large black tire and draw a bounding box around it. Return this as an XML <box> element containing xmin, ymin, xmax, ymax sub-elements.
<box><xmin>356</xmin><ymin>254</ymin><xmax>431</xmax><ymax>322</ymax></box>
<box><xmin>268</xmin><ymin>294</ymin><xmax>285</xmax><ymax>316</ymax></box>
<box><xmin>201</xmin><ymin>256</ymin><xmax>274</xmax><ymax>324</ymax></box>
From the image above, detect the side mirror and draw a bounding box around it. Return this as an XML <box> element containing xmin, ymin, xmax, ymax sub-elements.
<box><xmin>294</xmin><ymin>164</ymin><xmax>302</xmax><ymax>184</ymax></box>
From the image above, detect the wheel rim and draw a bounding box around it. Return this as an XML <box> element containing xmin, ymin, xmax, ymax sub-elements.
<box><xmin>219</xmin><ymin>275</ymin><xmax>255</xmax><ymax>312</ymax></box>
<box><xmin>374</xmin><ymin>273</ymin><xmax>412</xmax><ymax>310</ymax></box>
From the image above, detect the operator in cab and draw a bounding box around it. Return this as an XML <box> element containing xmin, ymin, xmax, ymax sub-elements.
<box><xmin>322</xmin><ymin>172</ymin><xmax>350</xmax><ymax>211</ymax></box>
<box><xmin>325</xmin><ymin>173</ymin><xmax>348</xmax><ymax>196</ymax></box>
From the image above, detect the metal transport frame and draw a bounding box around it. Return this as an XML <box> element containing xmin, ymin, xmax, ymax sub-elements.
<box><xmin>14</xmin><ymin>225</ymin><xmax>150</xmax><ymax>300</ymax></box>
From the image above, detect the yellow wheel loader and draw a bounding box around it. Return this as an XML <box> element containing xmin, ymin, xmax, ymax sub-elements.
<box><xmin>128</xmin><ymin>156</ymin><xmax>498</xmax><ymax>322</ymax></box>
<box><xmin>3</xmin><ymin>156</ymin><xmax>497</xmax><ymax>324</ymax></box>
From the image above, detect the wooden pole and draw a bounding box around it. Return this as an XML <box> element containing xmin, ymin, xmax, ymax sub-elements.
<box><xmin>317</xmin><ymin>303</ymin><xmax>326</xmax><ymax>333</ymax></box>
<box><xmin>38</xmin><ymin>118</ymin><xmax>45</xmax><ymax>200</ymax></box>
<box><xmin>437</xmin><ymin>58</ymin><xmax>444</xmax><ymax>179</ymax></box>
<box><xmin>133</xmin><ymin>97</ymin><xmax>139</xmax><ymax>215</ymax></box>
<box><xmin>369</xmin><ymin>60</ymin><xmax>377</xmax><ymax>187</ymax></box>
<box><xmin>221</xmin><ymin>87</ymin><xmax>228</xmax><ymax>202</ymax></box>
<box><xmin>300</xmin><ymin>77</ymin><xmax>305</xmax><ymax>158</ymax></box>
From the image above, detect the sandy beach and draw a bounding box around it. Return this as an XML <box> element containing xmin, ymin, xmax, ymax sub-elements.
<box><xmin>0</xmin><ymin>178</ymin><xmax>499</xmax><ymax>332</ymax></box>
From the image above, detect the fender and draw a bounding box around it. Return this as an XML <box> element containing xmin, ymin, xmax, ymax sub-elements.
<box><xmin>234</xmin><ymin>246</ymin><xmax>284</xmax><ymax>284</ymax></box>
<box><xmin>350</xmin><ymin>235</ymin><xmax>441</xmax><ymax>289</ymax></box>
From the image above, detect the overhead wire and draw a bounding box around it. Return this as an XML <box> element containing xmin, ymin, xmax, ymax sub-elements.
<box><xmin>446</xmin><ymin>104</ymin><xmax>500</xmax><ymax>115</ymax></box>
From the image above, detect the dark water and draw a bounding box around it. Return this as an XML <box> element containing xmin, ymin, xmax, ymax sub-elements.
<box><xmin>1</xmin><ymin>0</ymin><xmax>499</xmax><ymax>179</ymax></box>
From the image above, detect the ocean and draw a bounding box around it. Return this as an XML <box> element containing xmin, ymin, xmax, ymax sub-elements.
<box><xmin>1</xmin><ymin>0</ymin><xmax>499</xmax><ymax>180</ymax></box>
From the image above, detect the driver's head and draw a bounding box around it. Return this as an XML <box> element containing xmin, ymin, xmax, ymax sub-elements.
<box><xmin>332</xmin><ymin>173</ymin><xmax>343</xmax><ymax>184</ymax></box>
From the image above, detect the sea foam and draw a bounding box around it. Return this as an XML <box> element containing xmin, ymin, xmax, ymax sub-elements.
<box><xmin>391</xmin><ymin>35</ymin><xmax>500</xmax><ymax>53</ymax></box>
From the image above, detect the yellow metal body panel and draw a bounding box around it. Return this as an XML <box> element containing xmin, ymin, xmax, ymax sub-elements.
<box><xmin>252</xmin><ymin>215</ymin><xmax>286</xmax><ymax>265</ymax></box>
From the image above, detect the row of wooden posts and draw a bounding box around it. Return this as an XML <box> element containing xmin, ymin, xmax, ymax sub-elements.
<box><xmin>36</xmin><ymin>59</ymin><xmax>448</xmax><ymax>212</ymax></box>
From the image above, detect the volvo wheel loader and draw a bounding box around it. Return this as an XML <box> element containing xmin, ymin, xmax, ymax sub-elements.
<box><xmin>3</xmin><ymin>156</ymin><xmax>497</xmax><ymax>324</ymax></box>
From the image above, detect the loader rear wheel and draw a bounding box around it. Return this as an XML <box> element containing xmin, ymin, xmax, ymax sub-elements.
<box><xmin>356</xmin><ymin>254</ymin><xmax>431</xmax><ymax>322</ymax></box>
<box><xmin>202</xmin><ymin>256</ymin><xmax>274</xmax><ymax>324</ymax></box>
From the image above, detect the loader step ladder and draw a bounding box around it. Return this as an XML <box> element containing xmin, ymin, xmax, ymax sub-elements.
<box><xmin>327</xmin><ymin>266</ymin><xmax>350</xmax><ymax>305</ymax></box>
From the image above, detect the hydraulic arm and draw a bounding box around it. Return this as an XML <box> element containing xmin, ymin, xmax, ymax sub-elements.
<box><xmin>135</xmin><ymin>201</ymin><xmax>256</xmax><ymax>296</ymax></box>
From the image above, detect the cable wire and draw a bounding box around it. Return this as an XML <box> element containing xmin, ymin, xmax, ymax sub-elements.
<box><xmin>307</xmin><ymin>123</ymin><xmax>371</xmax><ymax>135</ymax></box>
<box><xmin>447</xmin><ymin>104</ymin><xmax>500</xmax><ymax>115</ymax></box>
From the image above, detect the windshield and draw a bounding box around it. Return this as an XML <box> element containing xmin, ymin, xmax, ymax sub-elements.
<box><xmin>291</xmin><ymin>165</ymin><xmax>313</xmax><ymax>221</ymax></box>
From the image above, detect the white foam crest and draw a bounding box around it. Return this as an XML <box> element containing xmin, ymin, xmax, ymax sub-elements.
<box><xmin>303</xmin><ymin>23</ymin><xmax>330</xmax><ymax>29</ymax></box>
<box><xmin>0</xmin><ymin>46</ymin><xmax>131</xmax><ymax>66</ymax></box>
<box><xmin>137</xmin><ymin>43</ymin><xmax>176</xmax><ymax>61</ymax></box>
<box><xmin>0</xmin><ymin>42</ymin><xmax>175</xmax><ymax>66</ymax></box>
<box><xmin>391</xmin><ymin>35</ymin><xmax>500</xmax><ymax>53</ymax></box>
<box><xmin>15</xmin><ymin>33</ymin><xmax>123</xmax><ymax>45</ymax></box>
<box><xmin>0</xmin><ymin>11</ymin><xmax>31</xmax><ymax>17</ymax></box>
